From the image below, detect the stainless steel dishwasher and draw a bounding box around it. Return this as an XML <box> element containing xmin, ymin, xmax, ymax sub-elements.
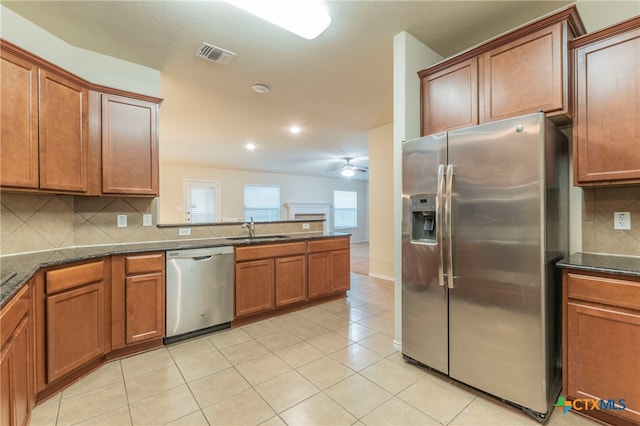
<box><xmin>165</xmin><ymin>246</ymin><xmax>233</xmax><ymax>344</ymax></box>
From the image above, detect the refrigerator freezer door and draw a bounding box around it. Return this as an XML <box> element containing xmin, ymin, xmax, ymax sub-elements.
<box><xmin>447</xmin><ymin>114</ymin><xmax>549</xmax><ymax>412</ymax></box>
<box><xmin>401</xmin><ymin>132</ymin><xmax>448</xmax><ymax>374</ymax></box>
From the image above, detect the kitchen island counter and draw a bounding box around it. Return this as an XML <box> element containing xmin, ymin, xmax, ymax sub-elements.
<box><xmin>0</xmin><ymin>232</ymin><xmax>349</xmax><ymax>308</ymax></box>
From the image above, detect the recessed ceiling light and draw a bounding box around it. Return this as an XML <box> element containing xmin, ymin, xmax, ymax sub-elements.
<box><xmin>225</xmin><ymin>0</ymin><xmax>331</xmax><ymax>40</ymax></box>
<box><xmin>246</xmin><ymin>143</ymin><xmax>256</xmax><ymax>151</ymax></box>
<box><xmin>290</xmin><ymin>126</ymin><xmax>301</xmax><ymax>134</ymax></box>
<box><xmin>251</xmin><ymin>84</ymin><xmax>269</xmax><ymax>93</ymax></box>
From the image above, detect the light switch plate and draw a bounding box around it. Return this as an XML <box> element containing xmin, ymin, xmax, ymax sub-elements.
<box><xmin>178</xmin><ymin>228</ymin><xmax>191</xmax><ymax>236</ymax></box>
<box><xmin>614</xmin><ymin>212</ymin><xmax>631</xmax><ymax>230</ymax></box>
<box><xmin>143</xmin><ymin>214</ymin><xmax>153</xmax><ymax>227</ymax></box>
<box><xmin>117</xmin><ymin>214</ymin><xmax>127</xmax><ymax>228</ymax></box>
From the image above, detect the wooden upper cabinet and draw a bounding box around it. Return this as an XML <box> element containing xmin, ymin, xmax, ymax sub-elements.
<box><xmin>0</xmin><ymin>49</ymin><xmax>39</xmax><ymax>189</ymax></box>
<box><xmin>0</xmin><ymin>39</ymin><xmax>162</xmax><ymax>196</ymax></box>
<box><xmin>418</xmin><ymin>6</ymin><xmax>584</xmax><ymax>136</ymax></box>
<box><xmin>421</xmin><ymin>58</ymin><xmax>478</xmax><ymax>135</ymax></box>
<box><xmin>101</xmin><ymin>94</ymin><xmax>159</xmax><ymax>196</ymax></box>
<box><xmin>38</xmin><ymin>69</ymin><xmax>89</xmax><ymax>192</ymax></box>
<box><xmin>572</xmin><ymin>17</ymin><xmax>640</xmax><ymax>186</ymax></box>
<box><xmin>482</xmin><ymin>22</ymin><xmax>567</xmax><ymax>123</ymax></box>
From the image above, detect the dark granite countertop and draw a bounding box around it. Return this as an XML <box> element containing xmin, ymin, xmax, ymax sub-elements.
<box><xmin>557</xmin><ymin>252</ymin><xmax>640</xmax><ymax>278</ymax></box>
<box><xmin>0</xmin><ymin>232</ymin><xmax>350</xmax><ymax>308</ymax></box>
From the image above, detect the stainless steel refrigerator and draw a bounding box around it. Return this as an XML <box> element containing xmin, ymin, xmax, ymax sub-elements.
<box><xmin>402</xmin><ymin>113</ymin><xmax>568</xmax><ymax>421</ymax></box>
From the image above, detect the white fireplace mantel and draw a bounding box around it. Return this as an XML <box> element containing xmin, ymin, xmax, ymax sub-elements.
<box><xmin>284</xmin><ymin>203</ymin><xmax>331</xmax><ymax>232</ymax></box>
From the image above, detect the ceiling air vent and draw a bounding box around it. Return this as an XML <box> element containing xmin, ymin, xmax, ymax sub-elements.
<box><xmin>196</xmin><ymin>42</ymin><xmax>236</xmax><ymax>66</ymax></box>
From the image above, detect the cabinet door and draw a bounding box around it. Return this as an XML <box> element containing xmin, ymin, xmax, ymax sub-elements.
<box><xmin>0</xmin><ymin>50</ymin><xmax>39</xmax><ymax>189</ymax></box>
<box><xmin>38</xmin><ymin>69</ymin><xmax>88</xmax><ymax>192</ymax></box>
<box><xmin>574</xmin><ymin>25</ymin><xmax>640</xmax><ymax>185</ymax></box>
<box><xmin>330</xmin><ymin>250</ymin><xmax>350</xmax><ymax>293</ymax></box>
<box><xmin>275</xmin><ymin>255</ymin><xmax>306</xmax><ymax>307</ymax></box>
<box><xmin>482</xmin><ymin>22</ymin><xmax>566</xmax><ymax>122</ymax></box>
<box><xmin>46</xmin><ymin>282</ymin><xmax>105</xmax><ymax>383</ymax></box>
<box><xmin>11</xmin><ymin>318</ymin><xmax>31</xmax><ymax>426</ymax></box>
<box><xmin>125</xmin><ymin>272</ymin><xmax>164</xmax><ymax>344</ymax></box>
<box><xmin>421</xmin><ymin>57</ymin><xmax>478</xmax><ymax>136</ymax></box>
<box><xmin>1</xmin><ymin>343</ymin><xmax>12</xmax><ymax>426</ymax></box>
<box><xmin>566</xmin><ymin>302</ymin><xmax>640</xmax><ymax>424</ymax></box>
<box><xmin>307</xmin><ymin>252</ymin><xmax>330</xmax><ymax>299</ymax></box>
<box><xmin>235</xmin><ymin>259</ymin><xmax>274</xmax><ymax>317</ymax></box>
<box><xmin>101</xmin><ymin>94</ymin><xmax>159</xmax><ymax>195</ymax></box>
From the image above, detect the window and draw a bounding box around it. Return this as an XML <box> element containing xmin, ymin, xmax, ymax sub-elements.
<box><xmin>184</xmin><ymin>180</ymin><xmax>220</xmax><ymax>223</ymax></box>
<box><xmin>334</xmin><ymin>190</ymin><xmax>357</xmax><ymax>229</ymax></box>
<box><xmin>244</xmin><ymin>185</ymin><xmax>280</xmax><ymax>221</ymax></box>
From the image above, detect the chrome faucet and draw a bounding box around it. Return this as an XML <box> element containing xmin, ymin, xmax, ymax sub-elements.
<box><xmin>241</xmin><ymin>216</ymin><xmax>255</xmax><ymax>238</ymax></box>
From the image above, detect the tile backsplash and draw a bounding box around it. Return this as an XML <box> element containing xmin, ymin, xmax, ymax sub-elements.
<box><xmin>582</xmin><ymin>186</ymin><xmax>640</xmax><ymax>256</ymax></box>
<box><xmin>0</xmin><ymin>194</ymin><xmax>323</xmax><ymax>255</ymax></box>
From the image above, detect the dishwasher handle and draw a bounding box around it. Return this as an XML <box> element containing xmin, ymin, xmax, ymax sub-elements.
<box><xmin>192</xmin><ymin>255</ymin><xmax>214</xmax><ymax>261</ymax></box>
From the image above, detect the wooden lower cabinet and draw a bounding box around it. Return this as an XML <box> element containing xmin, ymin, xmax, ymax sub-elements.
<box><xmin>46</xmin><ymin>280</ymin><xmax>105</xmax><ymax>383</ymax></box>
<box><xmin>0</xmin><ymin>283</ymin><xmax>32</xmax><ymax>426</ymax></box>
<box><xmin>35</xmin><ymin>259</ymin><xmax>110</xmax><ymax>398</ymax></box>
<box><xmin>275</xmin><ymin>255</ymin><xmax>307</xmax><ymax>307</ymax></box>
<box><xmin>111</xmin><ymin>253</ymin><xmax>165</xmax><ymax>349</ymax></box>
<box><xmin>308</xmin><ymin>252</ymin><xmax>331</xmax><ymax>298</ymax></box>
<box><xmin>235</xmin><ymin>259</ymin><xmax>275</xmax><ymax>317</ymax></box>
<box><xmin>563</xmin><ymin>270</ymin><xmax>640</xmax><ymax>425</ymax></box>
<box><xmin>308</xmin><ymin>237</ymin><xmax>351</xmax><ymax>298</ymax></box>
<box><xmin>329</xmin><ymin>250</ymin><xmax>350</xmax><ymax>293</ymax></box>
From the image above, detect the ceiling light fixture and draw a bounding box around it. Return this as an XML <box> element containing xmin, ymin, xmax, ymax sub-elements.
<box><xmin>251</xmin><ymin>84</ymin><xmax>269</xmax><ymax>93</ymax></box>
<box><xmin>246</xmin><ymin>143</ymin><xmax>256</xmax><ymax>151</ymax></box>
<box><xmin>289</xmin><ymin>126</ymin><xmax>301</xmax><ymax>134</ymax></box>
<box><xmin>341</xmin><ymin>167</ymin><xmax>355</xmax><ymax>178</ymax></box>
<box><xmin>225</xmin><ymin>0</ymin><xmax>331</xmax><ymax>40</ymax></box>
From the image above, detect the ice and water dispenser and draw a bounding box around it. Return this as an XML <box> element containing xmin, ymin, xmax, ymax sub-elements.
<box><xmin>410</xmin><ymin>194</ymin><xmax>437</xmax><ymax>243</ymax></box>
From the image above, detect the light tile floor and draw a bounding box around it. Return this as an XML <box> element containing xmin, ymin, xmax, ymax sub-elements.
<box><xmin>30</xmin><ymin>273</ymin><xmax>598</xmax><ymax>425</ymax></box>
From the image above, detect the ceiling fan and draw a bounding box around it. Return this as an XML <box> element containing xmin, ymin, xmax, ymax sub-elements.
<box><xmin>339</xmin><ymin>158</ymin><xmax>368</xmax><ymax>177</ymax></box>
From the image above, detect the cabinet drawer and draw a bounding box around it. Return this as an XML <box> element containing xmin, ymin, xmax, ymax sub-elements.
<box><xmin>46</xmin><ymin>260</ymin><xmax>105</xmax><ymax>294</ymax></box>
<box><xmin>235</xmin><ymin>242</ymin><xmax>306</xmax><ymax>262</ymax></box>
<box><xmin>567</xmin><ymin>272</ymin><xmax>640</xmax><ymax>310</ymax></box>
<box><xmin>308</xmin><ymin>238</ymin><xmax>349</xmax><ymax>253</ymax></box>
<box><xmin>0</xmin><ymin>284</ymin><xmax>30</xmax><ymax>348</ymax></box>
<box><xmin>125</xmin><ymin>253</ymin><xmax>164</xmax><ymax>275</ymax></box>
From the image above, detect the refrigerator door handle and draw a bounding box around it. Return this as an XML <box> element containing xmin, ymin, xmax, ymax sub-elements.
<box><xmin>436</xmin><ymin>164</ymin><xmax>445</xmax><ymax>287</ymax></box>
<box><xmin>446</xmin><ymin>164</ymin><xmax>455</xmax><ymax>289</ymax></box>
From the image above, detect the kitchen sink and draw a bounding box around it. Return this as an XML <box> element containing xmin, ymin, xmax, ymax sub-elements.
<box><xmin>227</xmin><ymin>235</ymin><xmax>291</xmax><ymax>241</ymax></box>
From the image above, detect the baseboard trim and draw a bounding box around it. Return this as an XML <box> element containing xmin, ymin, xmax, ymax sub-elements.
<box><xmin>393</xmin><ymin>339</ymin><xmax>402</xmax><ymax>352</ymax></box>
<box><xmin>368</xmin><ymin>272</ymin><xmax>394</xmax><ymax>282</ymax></box>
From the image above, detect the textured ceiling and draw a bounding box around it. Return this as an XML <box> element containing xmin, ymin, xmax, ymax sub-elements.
<box><xmin>2</xmin><ymin>0</ymin><xmax>598</xmax><ymax>179</ymax></box>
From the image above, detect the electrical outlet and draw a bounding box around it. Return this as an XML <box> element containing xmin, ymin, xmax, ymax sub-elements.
<box><xmin>178</xmin><ymin>228</ymin><xmax>191</xmax><ymax>236</ymax></box>
<box><xmin>302</xmin><ymin>223</ymin><xmax>310</xmax><ymax>230</ymax></box>
<box><xmin>613</xmin><ymin>212</ymin><xmax>631</xmax><ymax>230</ymax></box>
<box><xmin>117</xmin><ymin>214</ymin><xmax>127</xmax><ymax>228</ymax></box>
<box><xmin>143</xmin><ymin>214</ymin><xmax>153</xmax><ymax>227</ymax></box>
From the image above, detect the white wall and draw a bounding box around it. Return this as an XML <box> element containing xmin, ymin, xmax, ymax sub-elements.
<box><xmin>368</xmin><ymin>123</ymin><xmax>394</xmax><ymax>280</ymax></box>
<box><xmin>392</xmin><ymin>32</ymin><xmax>443</xmax><ymax>349</ymax></box>
<box><xmin>159</xmin><ymin>162</ymin><xmax>369</xmax><ymax>242</ymax></box>
<box><xmin>0</xmin><ymin>5</ymin><xmax>160</xmax><ymax>97</ymax></box>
